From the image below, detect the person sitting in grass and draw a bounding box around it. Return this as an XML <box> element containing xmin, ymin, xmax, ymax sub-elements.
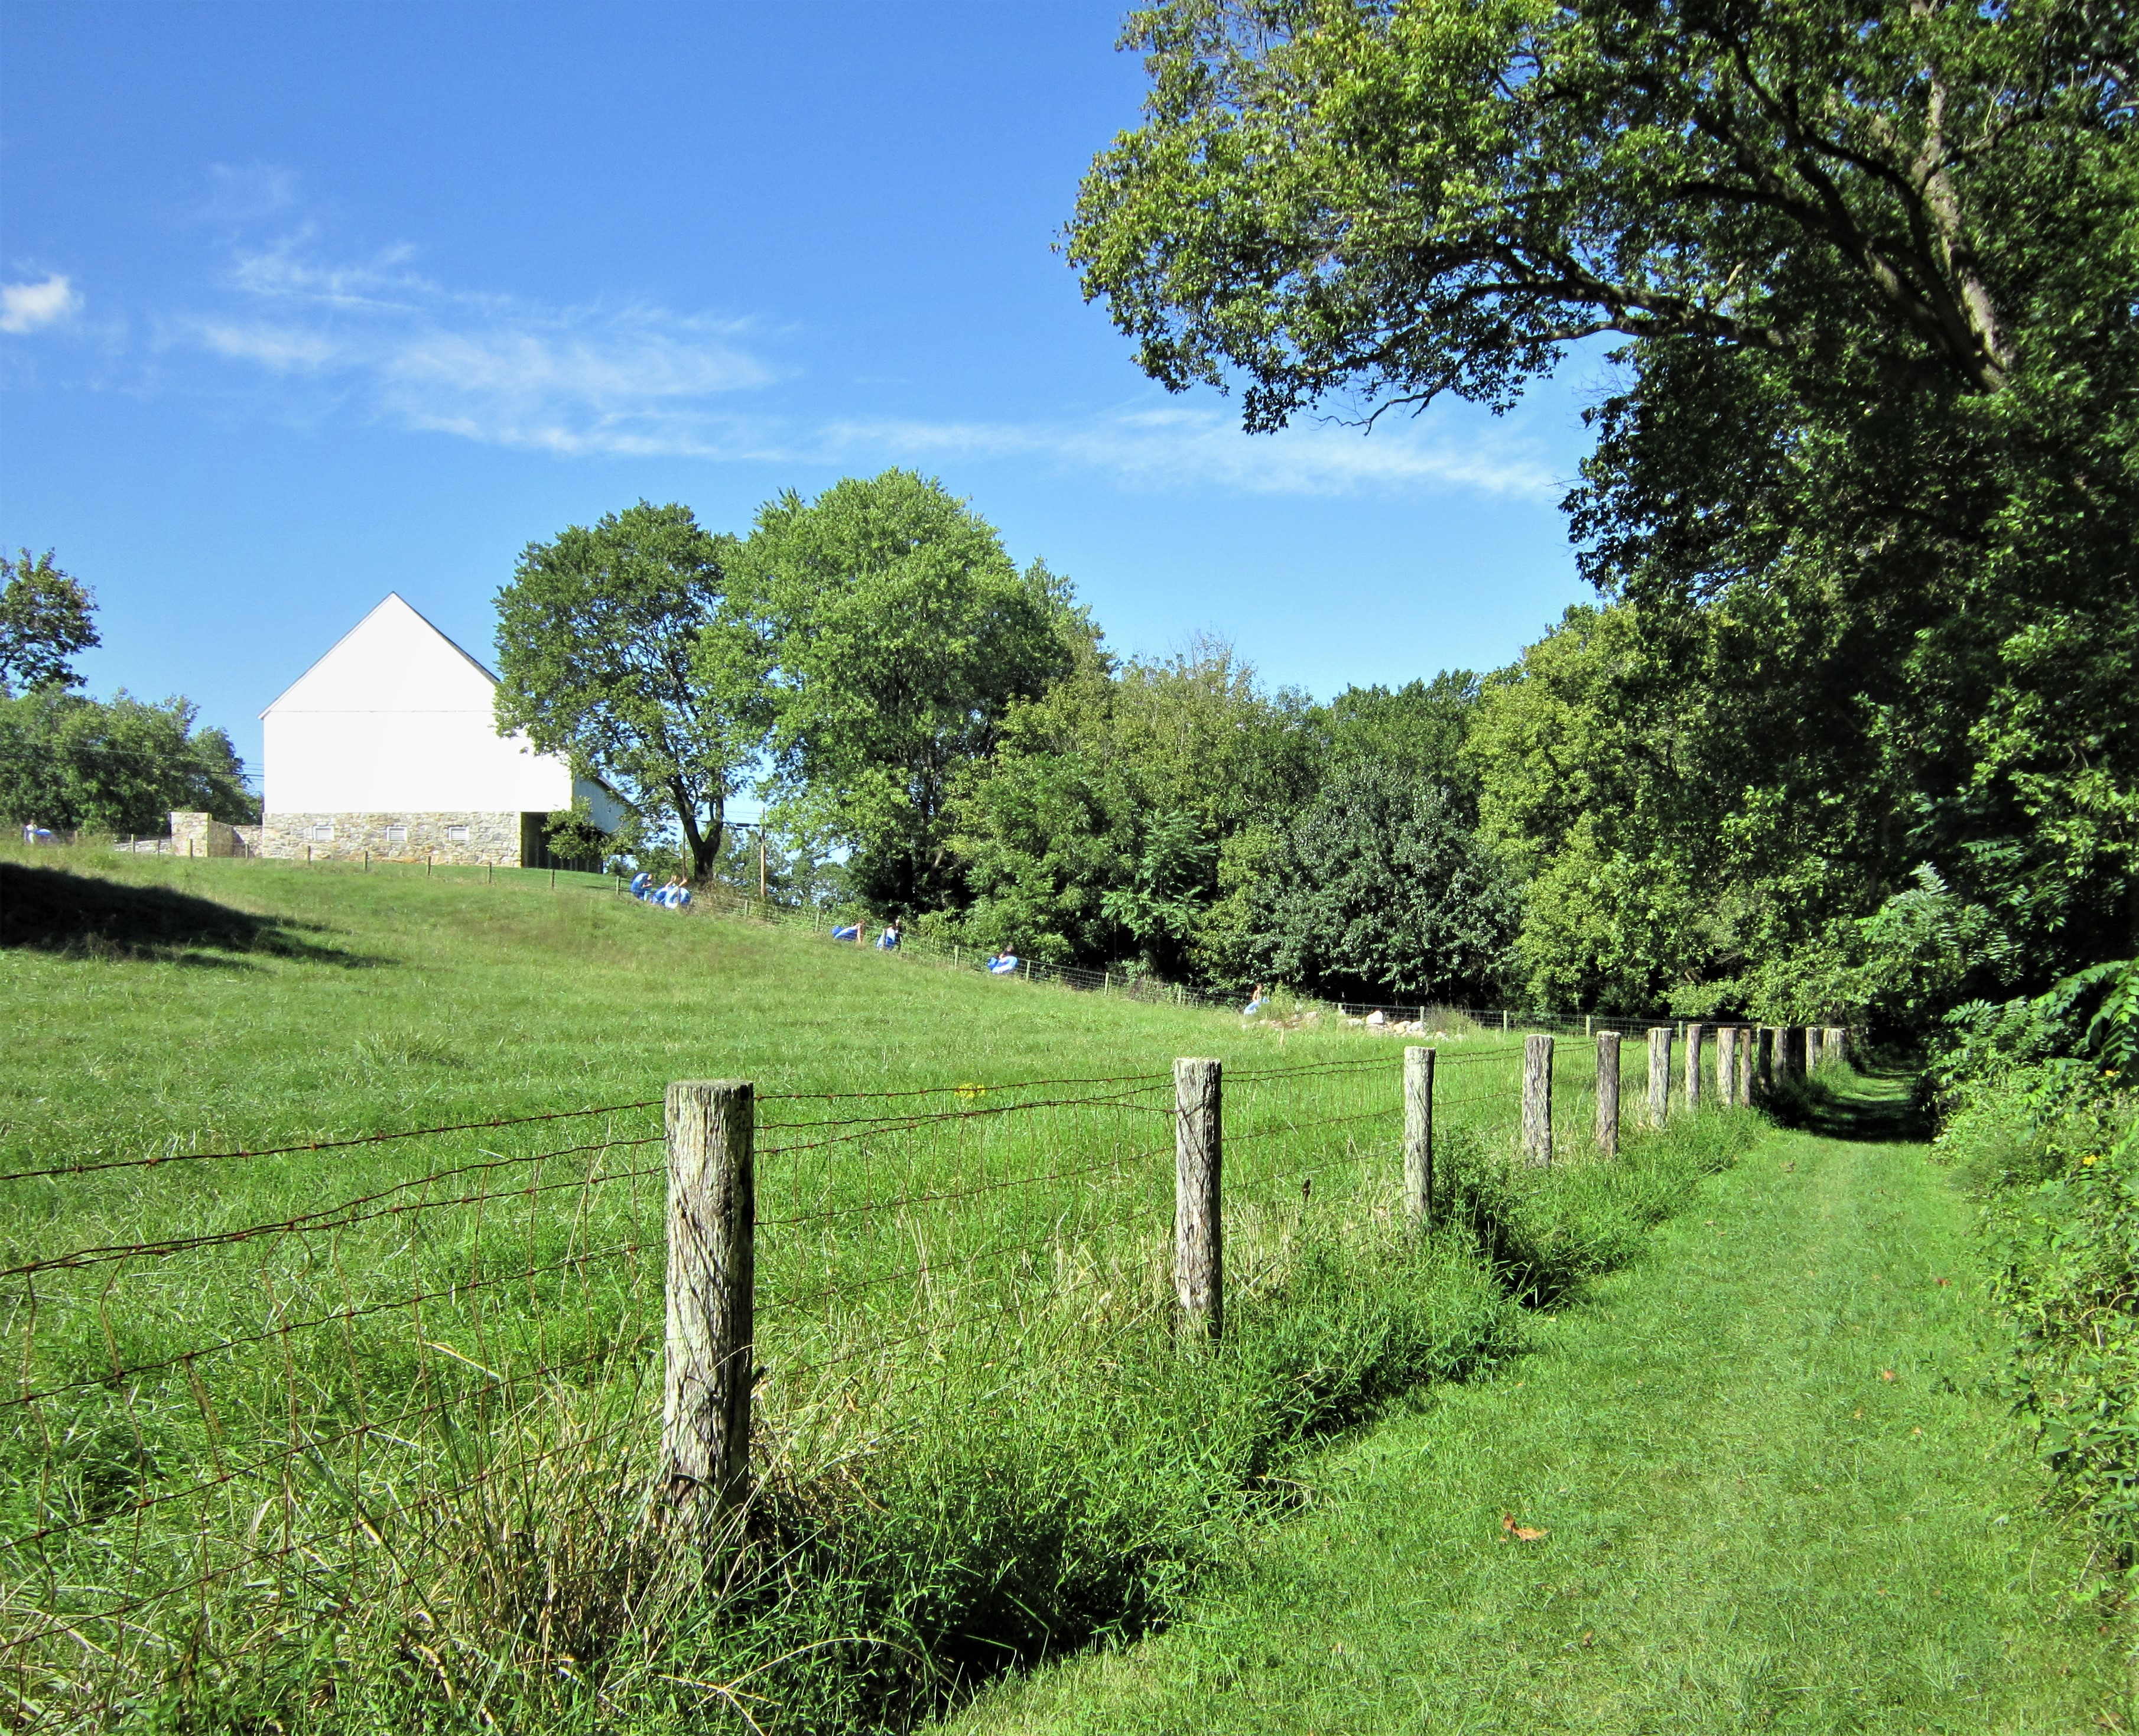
<box><xmin>629</xmin><ymin>870</ymin><xmax>654</xmax><ymax>900</ymax></box>
<box><xmin>831</xmin><ymin>921</ymin><xmax>860</xmax><ymax>942</ymax></box>
<box><xmin>877</xmin><ymin>921</ymin><xmax>901</xmax><ymax>950</ymax></box>
<box><xmin>1244</xmin><ymin>983</ymin><xmax>1269</xmax><ymax>1017</ymax></box>
<box><xmin>987</xmin><ymin>948</ymin><xmax>1020</xmax><ymax>975</ymax></box>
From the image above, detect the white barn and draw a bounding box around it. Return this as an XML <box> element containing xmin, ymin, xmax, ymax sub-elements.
<box><xmin>253</xmin><ymin>593</ymin><xmax>626</xmax><ymax>865</ymax></box>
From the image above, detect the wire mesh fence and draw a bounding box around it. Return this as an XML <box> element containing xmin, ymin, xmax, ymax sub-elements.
<box><xmin>0</xmin><ymin>1022</ymin><xmax>1838</xmax><ymax>1727</ymax></box>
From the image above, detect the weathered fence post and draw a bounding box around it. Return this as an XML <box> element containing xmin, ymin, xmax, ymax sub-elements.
<box><xmin>1523</xmin><ymin>1034</ymin><xmax>1554</xmax><ymax>1166</ymax></box>
<box><xmin>1754</xmin><ymin>1027</ymin><xmax>1777</xmax><ymax>1101</ymax></box>
<box><xmin>1685</xmin><ymin>1022</ymin><xmax>1705</xmax><ymax>1113</ymax></box>
<box><xmin>1595</xmin><ymin>1030</ymin><xmax>1621</xmax><ymax>1158</ymax></box>
<box><xmin>1647</xmin><ymin>1026</ymin><xmax>1672</xmax><ymax>1129</ymax></box>
<box><xmin>1715</xmin><ymin>1025</ymin><xmax>1737</xmax><ymax>1108</ymax></box>
<box><xmin>1403</xmin><ymin>1045</ymin><xmax>1434</xmax><ymax>1232</ymax></box>
<box><xmin>1782</xmin><ymin>1026</ymin><xmax>1807</xmax><ymax>1082</ymax></box>
<box><xmin>1174</xmin><ymin>1058</ymin><xmax>1223</xmax><ymax>1341</ymax></box>
<box><xmin>664</xmin><ymin>1080</ymin><xmax>755</xmax><ymax>1527</ymax></box>
<box><xmin>1826</xmin><ymin>1026</ymin><xmax>1846</xmax><ymax>1068</ymax></box>
<box><xmin>1736</xmin><ymin>1026</ymin><xmax>1756</xmax><ymax>1105</ymax></box>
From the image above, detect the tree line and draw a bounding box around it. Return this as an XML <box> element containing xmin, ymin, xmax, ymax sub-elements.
<box><xmin>512</xmin><ymin>0</ymin><xmax>2133</xmax><ymax>1042</ymax></box>
<box><xmin>8</xmin><ymin>0</ymin><xmax>2127</xmax><ymax>1045</ymax></box>
<box><xmin>0</xmin><ymin>551</ymin><xmax>255</xmax><ymax>837</ymax></box>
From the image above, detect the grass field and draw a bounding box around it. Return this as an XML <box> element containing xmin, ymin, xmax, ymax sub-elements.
<box><xmin>2</xmin><ymin>847</ymin><xmax>1776</xmax><ymax>1731</ymax></box>
<box><xmin>955</xmin><ymin>1077</ymin><xmax>2136</xmax><ymax>1735</ymax></box>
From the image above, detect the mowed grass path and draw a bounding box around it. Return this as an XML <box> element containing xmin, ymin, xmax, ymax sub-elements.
<box><xmin>958</xmin><ymin>1084</ymin><xmax>2135</xmax><ymax>1734</ymax></box>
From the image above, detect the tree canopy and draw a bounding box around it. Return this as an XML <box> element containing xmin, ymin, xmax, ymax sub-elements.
<box><xmin>493</xmin><ymin>501</ymin><xmax>766</xmax><ymax>881</ymax></box>
<box><xmin>1071</xmin><ymin>0</ymin><xmax>2130</xmax><ymax>418</ymax></box>
<box><xmin>0</xmin><ymin>550</ymin><xmax>98</xmax><ymax>695</ymax></box>
<box><xmin>730</xmin><ymin>471</ymin><xmax>1082</xmax><ymax>913</ymax></box>
<box><xmin>1071</xmin><ymin>0</ymin><xmax>2138</xmax><ymax>1029</ymax></box>
<box><xmin>0</xmin><ymin>690</ymin><xmax>255</xmax><ymax>834</ymax></box>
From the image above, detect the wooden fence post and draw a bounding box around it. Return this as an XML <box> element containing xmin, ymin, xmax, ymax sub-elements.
<box><xmin>1715</xmin><ymin>1025</ymin><xmax>1736</xmax><ymax>1108</ymax></box>
<box><xmin>1595</xmin><ymin>1030</ymin><xmax>1621</xmax><ymax>1158</ymax></box>
<box><xmin>1754</xmin><ymin>1028</ymin><xmax>1777</xmax><ymax>1101</ymax></box>
<box><xmin>1523</xmin><ymin>1033</ymin><xmax>1553</xmax><ymax>1166</ymax></box>
<box><xmin>1685</xmin><ymin>1022</ymin><xmax>1705</xmax><ymax>1112</ymax></box>
<box><xmin>1647</xmin><ymin>1026</ymin><xmax>1672</xmax><ymax>1129</ymax></box>
<box><xmin>1403</xmin><ymin>1045</ymin><xmax>1434</xmax><ymax>1231</ymax></box>
<box><xmin>1174</xmin><ymin>1058</ymin><xmax>1223</xmax><ymax>1341</ymax></box>
<box><xmin>1734</xmin><ymin>1026</ymin><xmax>1754</xmax><ymax>1105</ymax></box>
<box><xmin>1783</xmin><ymin>1026</ymin><xmax>1807</xmax><ymax>1082</ymax></box>
<box><xmin>664</xmin><ymin>1080</ymin><xmax>755</xmax><ymax>1526</ymax></box>
<box><xmin>1825</xmin><ymin>1026</ymin><xmax>1845</xmax><ymax>1068</ymax></box>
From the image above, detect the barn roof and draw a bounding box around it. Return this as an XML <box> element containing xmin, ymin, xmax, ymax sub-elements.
<box><xmin>259</xmin><ymin>593</ymin><xmax>499</xmax><ymax>718</ymax></box>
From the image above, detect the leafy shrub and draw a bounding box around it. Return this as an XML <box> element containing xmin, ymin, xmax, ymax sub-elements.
<box><xmin>1938</xmin><ymin>958</ymin><xmax>2139</xmax><ymax>1572</ymax></box>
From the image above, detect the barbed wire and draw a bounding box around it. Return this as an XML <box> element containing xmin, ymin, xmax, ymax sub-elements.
<box><xmin>0</xmin><ymin>1026</ymin><xmax>1737</xmax><ymax>1724</ymax></box>
<box><xmin>759</xmin><ymin>1140</ymin><xmax>1171</xmax><ymax>1231</ymax></box>
<box><xmin>757</xmin><ymin>1082</ymin><xmax>1173</xmax><ymax>1149</ymax></box>
<box><xmin>4</xmin><ymin>1234</ymin><xmax>661</xmax><ymax>1413</ymax></box>
<box><xmin>5</xmin><ymin>1150</ymin><xmax>663</xmax><ymax>1279</ymax></box>
<box><xmin>0</xmin><ymin>1097</ymin><xmax>663</xmax><ymax>1186</ymax></box>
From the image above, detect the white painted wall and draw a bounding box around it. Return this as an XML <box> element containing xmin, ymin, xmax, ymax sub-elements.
<box><xmin>262</xmin><ymin>593</ymin><xmax>627</xmax><ymax>827</ymax></box>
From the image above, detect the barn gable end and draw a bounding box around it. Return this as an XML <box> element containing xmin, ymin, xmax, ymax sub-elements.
<box><xmin>252</xmin><ymin>594</ymin><xmax>623</xmax><ymax>866</ymax></box>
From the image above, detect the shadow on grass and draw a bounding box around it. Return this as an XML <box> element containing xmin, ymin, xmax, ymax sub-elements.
<box><xmin>1767</xmin><ymin>1067</ymin><xmax>1930</xmax><ymax>1144</ymax></box>
<box><xmin>0</xmin><ymin>862</ymin><xmax>373</xmax><ymax>967</ymax></box>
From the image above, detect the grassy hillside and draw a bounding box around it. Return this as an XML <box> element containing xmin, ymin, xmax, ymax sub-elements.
<box><xmin>0</xmin><ymin>846</ymin><xmax>1758</xmax><ymax>1734</ymax></box>
<box><xmin>0</xmin><ymin>848</ymin><xmax>1353</xmax><ymax>1166</ymax></box>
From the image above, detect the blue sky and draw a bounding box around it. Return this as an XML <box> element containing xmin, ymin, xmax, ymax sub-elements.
<box><xmin>2</xmin><ymin>0</ymin><xmax>1605</xmax><ymax>801</ymax></box>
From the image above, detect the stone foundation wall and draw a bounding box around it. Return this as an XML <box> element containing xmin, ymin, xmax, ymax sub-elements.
<box><xmin>256</xmin><ymin>812</ymin><xmax>526</xmax><ymax>866</ymax></box>
<box><xmin>170</xmin><ymin>812</ymin><xmax>261</xmax><ymax>857</ymax></box>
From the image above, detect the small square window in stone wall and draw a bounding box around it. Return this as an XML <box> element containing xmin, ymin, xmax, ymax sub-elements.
<box><xmin>311</xmin><ymin>823</ymin><xmax>333</xmax><ymax>842</ymax></box>
<box><xmin>446</xmin><ymin>824</ymin><xmax>469</xmax><ymax>844</ymax></box>
<box><xmin>386</xmin><ymin>825</ymin><xmax>409</xmax><ymax>845</ymax></box>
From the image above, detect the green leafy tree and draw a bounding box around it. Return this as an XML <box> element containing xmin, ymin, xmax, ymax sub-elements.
<box><xmin>1251</xmin><ymin>759</ymin><xmax>1518</xmax><ymax>1004</ymax></box>
<box><xmin>0</xmin><ymin>550</ymin><xmax>98</xmax><ymax>695</ymax></box>
<box><xmin>0</xmin><ymin>690</ymin><xmax>255</xmax><ymax>833</ymax></box>
<box><xmin>950</xmin><ymin>638</ymin><xmax>1315</xmax><ymax>975</ymax></box>
<box><xmin>1310</xmin><ymin>674</ymin><xmax>1479</xmax><ymax>791</ymax></box>
<box><xmin>495</xmin><ymin>501</ymin><xmax>766</xmax><ymax>882</ymax></box>
<box><xmin>1071</xmin><ymin>0</ymin><xmax>2122</xmax><ymax>417</ymax></box>
<box><xmin>1072</xmin><ymin>0</ymin><xmax>2139</xmax><ymax>1030</ymax></box>
<box><xmin>730</xmin><ymin>472</ymin><xmax>1081</xmax><ymax>913</ymax></box>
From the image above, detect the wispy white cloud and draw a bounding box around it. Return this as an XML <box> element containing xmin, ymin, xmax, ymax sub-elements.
<box><xmin>171</xmin><ymin>233</ymin><xmax>1552</xmax><ymax>497</ymax></box>
<box><xmin>179</xmin><ymin>236</ymin><xmax>778</xmax><ymax>456</ymax></box>
<box><xmin>1</xmin><ymin>274</ymin><xmax>82</xmax><ymax>334</ymax></box>
<box><xmin>201</xmin><ymin>163</ymin><xmax>300</xmax><ymax>222</ymax></box>
<box><xmin>823</xmin><ymin>404</ymin><xmax>1559</xmax><ymax>499</ymax></box>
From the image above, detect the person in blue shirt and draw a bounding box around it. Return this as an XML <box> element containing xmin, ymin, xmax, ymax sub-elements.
<box><xmin>629</xmin><ymin>871</ymin><xmax>654</xmax><ymax>900</ymax></box>
<box><xmin>831</xmin><ymin>922</ymin><xmax>860</xmax><ymax>942</ymax></box>
<box><xmin>987</xmin><ymin>948</ymin><xmax>1020</xmax><ymax>975</ymax></box>
<box><xmin>877</xmin><ymin>921</ymin><xmax>901</xmax><ymax>950</ymax></box>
